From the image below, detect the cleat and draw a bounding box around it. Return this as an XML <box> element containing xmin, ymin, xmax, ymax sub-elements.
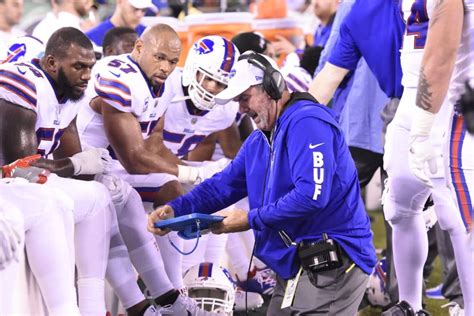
<box><xmin>236</xmin><ymin>267</ymin><xmax>276</xmax><ymax>296</ymax></box>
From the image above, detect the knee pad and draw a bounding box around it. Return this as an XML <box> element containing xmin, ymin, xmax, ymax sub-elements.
<box><xmin>382</xmin><ymin>175</ymin><xmax>430</xmax><ymax>223</ymax></box>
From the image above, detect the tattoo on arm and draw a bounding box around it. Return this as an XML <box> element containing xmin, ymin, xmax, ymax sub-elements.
<box><xmin>416</xmin><ymin>67</ymin><xmax>433</xmax><ymax>111</ymax></box>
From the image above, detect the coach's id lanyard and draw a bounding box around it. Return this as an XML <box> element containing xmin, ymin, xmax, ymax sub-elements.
<box><xmin>281</xmin><ymin>267</ymin><xmax>303</xmax><ymax>309</ymax></box>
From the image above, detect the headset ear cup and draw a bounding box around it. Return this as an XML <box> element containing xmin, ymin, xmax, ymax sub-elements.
<box><xmin>271</xmin><ymin>70</ymin><xmax>285</xmax><ymax>100</ymax></box>
<box><xmin>263</xmin><ymin>71</ymin><xmax>278</xmax><ymax>100</ymax></box>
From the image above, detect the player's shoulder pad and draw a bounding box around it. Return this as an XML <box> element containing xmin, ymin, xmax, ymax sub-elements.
<box><xmin>93</xmin><ymin>55</ymin><xmax>134</xmax><ymax>110</ymax></box>
<box><xmin>0</xmin><ymin>61</ymin><xmax>43</xmax><ymax>111</ymax></box>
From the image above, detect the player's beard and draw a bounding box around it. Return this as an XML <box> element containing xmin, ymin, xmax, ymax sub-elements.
<box><xmin>57</xmin><ymin>67</ymin><xmax>85</xmax><ymax>102</ymax></box>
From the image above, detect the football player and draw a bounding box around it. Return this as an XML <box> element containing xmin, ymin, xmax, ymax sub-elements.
<box><xmin>0</xmin><ymin>27</ymin><xmax>115</xmax><ymax>315</ymax></box>
<box><xmin>407</xmin><ymin>0</ymin><xmax>474</xmax><ymax>314</ymax></box>
<box><xmin>0</xmin><ymin>178</ymin><xmax>80</xmax><ymax>315</ymax></box>
<box><xmin>76</xmin><ymin>24</ymin><xmax>222</xmax><ymax>315</ymax></box>
<box><xmin>382</xmin><ymin>1</ymin><xmax>473</xmax><ymax>314</ymax></box>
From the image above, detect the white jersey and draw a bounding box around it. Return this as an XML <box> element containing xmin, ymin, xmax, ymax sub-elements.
<box><xmin>448</xmin><ymin>0</ymin><xmax>474</xmax><ymax>107</ymax></box>
<box><xmin>0</xmin><ymin>60</ymin><xmax>79</xmax><ymax>160</ymax></box>
<box><xmin>400</xmin><ymin>0</ymin><xmax>435</xmax><ymax>89</ymax></box>
<box><xmin>77</xmin><ymin>54</ymin><xmax>176</xmax><ymax>149</ymax></box>
<box><xmin>163</xmin><ymin>69</ymin><xmax>239</xmax><ymax>158</ymax></box>
<box><xmin>395</xmin><ymin>0</ymin><xmax>451</xmax><ymax>136</ymax></box>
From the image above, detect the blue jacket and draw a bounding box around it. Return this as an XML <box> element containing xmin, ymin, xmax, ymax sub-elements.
<box><xmin>169</xmin><ymin>93</ymin><xmax>376</xmax><ymax>279</ymax></box>
<box><xmin>86</xmin><ymin>19</ymin><xmax>146</xmax><ymax>47</ymax></box>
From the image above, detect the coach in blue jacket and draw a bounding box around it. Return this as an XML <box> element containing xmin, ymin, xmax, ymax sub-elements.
<box><xmin>148</xmin><ymin>52</ymin><xmax>376</xmax><ymax>315</ymax></box>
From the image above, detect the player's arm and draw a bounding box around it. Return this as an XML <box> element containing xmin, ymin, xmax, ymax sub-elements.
<box><xmin>186</xmin><ymin>133</ymin><xmax>217</xmax><ymax>161</ymax></box>
<box><xmin>308</xmin><ymin>62</ymin><xmax>350</xmax><ymax>105</ymax></box>
<box><xmin>144</xmin><ymin>116</ymin><xmax>183</xmax><ymax>165</ymax></box>
<box><xmin>415</xmin><ymin>0</ymin><xmax>464</xmax><ymax>114</ymax></box>
<box><xmin>214</xmin><ymin>122</ymin><xmax>242</xmax><ymax>159</ymax></box>
<box><xmin>97</xmin><ymin>97</ymin><xmax>180</xmax><ymax>175</ymax></box>
<box><xmin>0</xmin><ymin>100</ymin><xmax>75</xmax><ymax>177</ymax></box>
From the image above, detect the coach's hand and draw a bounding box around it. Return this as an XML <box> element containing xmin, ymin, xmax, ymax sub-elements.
<box><xmin>211</xmin><ymin>208</ymin><xmax>250</xmax><ymax>234</ymax></box>
<box><xmin>148</xmin><ymin>205</ymin><xmax>174</xmax><ymax>236</ymax></box>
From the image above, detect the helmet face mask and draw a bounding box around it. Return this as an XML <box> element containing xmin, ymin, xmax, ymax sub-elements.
<box><xmin>183</xmin><ymin>262</ymin><xmax>236</xmax><ymax>315</ymax></box>
<box><xmin>183</xmin><ymin>36</ymin><xmax>239</xmax><ymax>111</ymax></box>
<box><xmin>365</xmin><ymin>257</ymin><xmax>391</xmax><ymax>308</ymax></box>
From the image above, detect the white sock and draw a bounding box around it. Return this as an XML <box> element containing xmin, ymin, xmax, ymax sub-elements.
<box><xmin>450</xmin><ymin>230</ymin><xmax>473</xmax><ymax>315</ymax></box>
<box><xmin>129</xmin><ymin>241</ymin><xmax>174</xmax><ymax>298</ymax></box>
<box><xmin>155</xmin><ymin>232</ymin><xmax>184</xmax><ymax>289</ymax></box>
<box><xmin>77</xmin><ymin>278</ymin><xmax>106</xmax><ymax>316</ymax></box>
<box><xmin>105</xmin><ymin>245</ymin><xmax>144</xmax><ymax>309</ymax></box>
<box><xmin>392</xmin><ymin>214</ymin><xmax>428</xmax><ymax>311</ymax></box>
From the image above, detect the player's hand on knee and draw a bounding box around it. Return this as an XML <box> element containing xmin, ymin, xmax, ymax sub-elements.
<box><xmin>69</xmin><ymin>147</ymin><xmax>112</xmax><ymax>175</ymax></box>
<box><xmin>148</xmin><ymin>205</ymin><xmax>174</xmax><ymax>236</ymax></box>
<box><xmin>0</xmin><ymin>212</ymin><xmax>22</xmax><ymax>270</ymax></box>
<box><xmin>1</xmin><ymin>155</ymin><xmax>49</xmax><ymax>184</ymax></box>
<box><xmin>95</xmin><ymin>173</ymin><xmax>126</xmax><ymax>205</ymax></box>
<box><xmin>408</xmin><ymin>135</ymin><xmax>437</xmax><ymax>188</ymax></box>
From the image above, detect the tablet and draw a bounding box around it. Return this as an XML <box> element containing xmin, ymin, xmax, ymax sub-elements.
<box><xmin>154</xmin><ymin>213</ymin><xmax>225</xmax><ymax>240</ymax></box>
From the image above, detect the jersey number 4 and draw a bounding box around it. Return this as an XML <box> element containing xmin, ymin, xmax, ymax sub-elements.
<box><xmin>405</xmin><ymin>0</ymin><xmax>429</xmax><ymax>49</ymax></box>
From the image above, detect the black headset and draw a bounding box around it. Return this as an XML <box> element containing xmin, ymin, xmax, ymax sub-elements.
<box><xmin>238</xmin><ymin>52</ymin><xmax>286</xmax><ymax>100</ymax></box>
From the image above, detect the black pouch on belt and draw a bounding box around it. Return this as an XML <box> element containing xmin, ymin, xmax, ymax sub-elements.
<box><xmin>297</xmin><ymin>233</ymin><xmax>343</xmax><ymax>274</ymax></box>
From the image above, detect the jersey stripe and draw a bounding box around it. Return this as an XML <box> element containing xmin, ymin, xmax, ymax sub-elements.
<box><xmin>163</xmin><ymin>129</ymin><xmax>186</xmax><ymax>143</ymax></box>
<box><xmin>0</xmin><ymin>69</ymin><xmax>36</xmax><ymax>93</ymax></box>
<box><xmin>450</xmin><ymin>115</ymin><xmax>473</xmax><ymax>230</ymax></box>
<box><xmin>95</xmin><ymin>82</ymin><xmax>132</xmax><ymax>108</ymax></box>
<box><xmin>0</xmin><ymin>70</ymin><xmax>37</xmax><ymax>108</ymax></box>
<box><xmin>220</xmin><ymin>38</ymin><xmax>236</xmax><ymax>72</ymax></box>
<box><xmin>97</xmin><ymin>76</ymin><xmax>131</xmax><ymax>97</ymax></box>
<box><xmin>135</xmin><ymin>187</ymin><xmax>161</xmax><ymax>203</ymax></box>
<box><xmin>198</xmin><ymin>262</ymin><xmax>213</xmax><ymax>277</ymax></box>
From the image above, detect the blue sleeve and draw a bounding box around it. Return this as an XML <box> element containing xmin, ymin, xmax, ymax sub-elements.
<box><xmin>315</xmin><ymin>0</ymin><xmax>356</xmax><ymax>76</ymax></box>
<box><xmin>136</xmin><ymin>24</ymin><xmax>147</xmax><ymax>36</ymax></box>
<box><xmin>248</xmin><ymin>117</ymin><xmax>337</xmax><ymax>231</ymax></box>
<box><xmin>328</xmin><ymin>17</ymin><xmax>361</xmax><ymax>71</ymax></box>
<box><xmin>169</xmin><ymin>142</ymin><xmax>248</xmax><ymax>217</ymax></box>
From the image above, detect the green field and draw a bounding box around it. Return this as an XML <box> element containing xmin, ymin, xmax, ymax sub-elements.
<box><xmin>359</xmin><ymin>210</ymin><xmax>449</xmax><ymax>316</ymax></box>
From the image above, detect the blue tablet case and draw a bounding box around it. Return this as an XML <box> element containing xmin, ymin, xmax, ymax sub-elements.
<box><xmin>154</xmin><ymin>213</ymin><xmax>225</xmax><ymax>240</ymax></box>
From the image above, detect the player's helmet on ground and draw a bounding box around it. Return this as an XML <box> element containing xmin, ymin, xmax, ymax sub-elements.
<box><xmin>365</xmin><ymin>257</ymin><xmax>391</xmax><ymax>308</ymax></box>
<box><xmin>2</xmin><ymin>35</ymin><xmax>44</xmax><ymax>64</ymax></box>
<box><xmin>182</xmin><ymin>35</ymin><xmax>240</xmax><ymax>111</ymax></box>
<box><xmin>183</xmin><ymin>262</ymin><xmax>236</xmax><ymax>315</ymax></box>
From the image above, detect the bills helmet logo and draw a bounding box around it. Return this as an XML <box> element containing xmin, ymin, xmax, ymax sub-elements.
<box><xmin>195</xmin><ymin>39</ymin><xmax>214</xmax><ymax>55</ymax></box>
<box><xmin>5</xmin><ymin>43</ymin><xmax>27</xmax><ymax>63</ymax></box>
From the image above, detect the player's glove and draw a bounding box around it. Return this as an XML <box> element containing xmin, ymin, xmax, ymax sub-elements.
<box><xmin>94</xmin><ymin>173</ymin><xmax>127</xmax><ymax>207</ymax></box>
<box><xmin>1</xmin><ymin>154</ymin><xmax>49</xmax><ymax>184</ymax></box>
<box><xmin>0</xmin><ymin>212</ymin><xmax>23</xmax><ymax>270</ymax></box>
<box><xmin>69</xmin><ymin>147</ymin><xmax>112</xmax><ymax>176</ymax></box>
<box><xmin>177</xmin><ymin>158</ymin><xmax>231</xmax><ymax>185</ymax></box>
<box><xmin>408</xmin><ymin>107</ymin><xmax>438</xmax><ymax>188</ymax></box>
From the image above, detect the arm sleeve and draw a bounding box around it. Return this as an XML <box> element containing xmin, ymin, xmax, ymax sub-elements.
<box><xmin>169</xmin><ymin>141</ymin><xmax>249</xmax><ymax>217</ymax></box>
<box><xmin>248</xmin><ymin>117</ymin><xmax>337</xmax><ymax>231</ymax></box>
<box><xmin>327</xmin><ymin>12</ymin><xmax>362</xmax><ymax>71</ymax></box>
<box><xmin>315</xmin><ymin>0</ymin><xmax>356</xmax><ymax>76</ymax></box>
